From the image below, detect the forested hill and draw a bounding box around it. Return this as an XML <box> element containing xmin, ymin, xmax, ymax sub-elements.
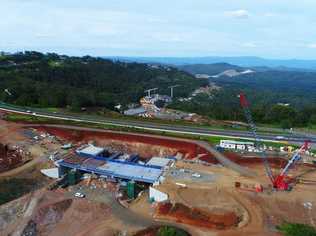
<box><xmin>0</xmin><ymin>52</ymin><xmax>206</xmax><ymax>110</ymax></box>
<box><xmin>209</xmin><ymin>70</ymin><xmax>316</xmax><ymax>107</ymax></box>
<box><xmin>169</xmin><ymin>63</ymin><xmax>316</xmax><ymax>127</ymax></box>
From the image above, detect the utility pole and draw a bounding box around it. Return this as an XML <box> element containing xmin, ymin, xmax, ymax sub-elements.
<box><xmin>168</xmin><ymin>85</ymin><xmax>180</xmax><ymax>98</ymax></box>
<box><xmin>144</xmin><ymin>88</ymin><xmax>158</xmax><ymax>97</ymax></box>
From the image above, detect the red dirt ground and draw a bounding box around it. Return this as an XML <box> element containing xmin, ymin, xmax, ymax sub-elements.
<box><xmin>222</xmin><ymin>152</ymin><xmax>288</xmax><ymax>168</ymax></box>
<box><xmin>32</xmin><ymin>126</ymin><xmax>307</xmax><ymax>169</ymax></box>
<box><xmin>156</xmin><ymin>202</ymin><xmax>240</xmax><ymax>230</ymax></box>
<box><xmin>133</xmin><ymin>227</ymin><xmax>158</xmax><ymax>236</ymax></box>
<box><xmin>34</xmin><ymin>126</ymin><xmax>216</xmax><ymax>161</ymax></box>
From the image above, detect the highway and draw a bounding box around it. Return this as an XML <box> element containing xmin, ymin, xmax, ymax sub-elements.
<box><xmin>0</xmin><ymin>102</ymin><xmax>315</xmax><ymax>146</ymax></box>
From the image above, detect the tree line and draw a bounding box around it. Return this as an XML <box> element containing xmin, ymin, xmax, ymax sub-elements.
<box><xmin>169</xmin><ymin>88</ymin><xmax>316</xmax><ymax>128</ymax></box>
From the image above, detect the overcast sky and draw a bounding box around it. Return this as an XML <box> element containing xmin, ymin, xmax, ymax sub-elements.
<box><xmin>1</xmin><ymin>0</ymin><xmax>316</xmax><ymax>59</ymax></box>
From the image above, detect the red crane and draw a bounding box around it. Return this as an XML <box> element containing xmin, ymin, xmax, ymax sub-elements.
<box><xmin>273</xmin><ymin>141</ymin><xmax>309</xmax><ymax>190</ymax></box>
<box><xmin>239</xmin><ymin>92</ymin><xmax>309</xmax><ymax>191</ymax></box>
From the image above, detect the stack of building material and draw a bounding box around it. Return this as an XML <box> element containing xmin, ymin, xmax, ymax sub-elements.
<box><xmin>63</xmin><ymin>154</ymin><xmax>86</xmax><ymax>165</ymax></box>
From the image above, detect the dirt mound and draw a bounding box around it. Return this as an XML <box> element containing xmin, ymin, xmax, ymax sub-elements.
<box><xmin>249</xmin><ymin>194</ymin><xmax>316</xmax><ymax>227</ymax></box>
<box><xmin>156</xmin><ymin>202</ymin><xmax>240</xmax><ymax>230</ymax></box>
<box><xmin>46</xmin><ymin>199</ymin><xmax>111</xmax><ymax>236</ymax></box>
<box><xmin>33</xmin><ymin>199</ymin><xmax>73</xmax><ymax>235</ymax></box>
<box><xmin>0</xmin><ymin>143</ymin><xmax>25</xmax><ymax>173</ymax></box>
<box><xmin>19</xmin><ymin>195</ymin><xmax>112</xmax><ymax>236</ymax></box>
<box><xmin>134</xmin><ymin>226</ymin><xmax>158</xmax><ymax>236</ymax></box>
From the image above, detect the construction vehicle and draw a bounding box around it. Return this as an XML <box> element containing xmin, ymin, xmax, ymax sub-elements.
<box><xmin>239</xmin><ymin>92</ymin><xmax>310</xmax><ymax>191</ymax></box>
<box><xmin>272</xmin><ymin>141</ymin><xmax>309</xmax><ymax>190</ymax></box>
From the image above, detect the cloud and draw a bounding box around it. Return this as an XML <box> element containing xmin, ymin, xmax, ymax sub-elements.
<box><xmin>225</xmin><ymin>9</ymin><xmax>249</xmax><ymax>19</ymax></box>
<box><xmin>35</xmin><ymin>33</ymin><xmax>55</xmax><ymax>39</ymax></box>
<box><xmin>242</xmin><ymin>42</ymin><xmax>257</xmax><ymax>48</ymax></box>
<box><xmin>307</xmin><ymin>43</ymin><xmax>316</xmax><ymax>48</ymax></box>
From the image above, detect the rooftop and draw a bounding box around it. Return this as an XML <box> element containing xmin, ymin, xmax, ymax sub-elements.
<box><xmin>124</xmin><ymin>107</ymin><xmax>146</xmax><ymax>116</ymax></box>
<box><xmin>97</xmin><ymin>162</ymin><xmax>162</xmax><ymax>183</ymax></box>
<box><xmin>220</xmin><ymin>140</ymin><xmax>254</xmax><ymax>145</ymax></box>
<box><xmin>146</xmin><ymin>157</ymin><xmax>171</xmax><ymax>167</ymax></box>
<box><xmin>76</xmin><ymin>145</ymin><xmax>105</xmax><ymax>157</ymax></box>
<box><xmin>59</xmin><ymin>154</ymin><xmax>164</xmax><ymax>183</ymax></box>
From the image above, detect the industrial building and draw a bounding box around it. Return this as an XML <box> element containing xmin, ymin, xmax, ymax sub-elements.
<box><xmin>146</xmin><ymin>157</ymin><xmax>173</xmax><ymax>168</ymax></box>
<box><xmin>76</xmin><ymin>144</ymin><xmax>106</xmax><ymax>158</ymax></box>
<box><xmin>58</xmin><ymin>145</ymin><xmax>174</xmax><ymax>184</ymax></box>
<box><xmin>123</xmin><ymin>107</ymin><xmax>147</xmax><ymax>116</ymax></box>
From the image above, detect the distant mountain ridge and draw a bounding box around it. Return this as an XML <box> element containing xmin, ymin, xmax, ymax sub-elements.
<box><xmin>106</xmin><ymin>56</ymin><xmax>316</xmax><ymax>71</ymax></box>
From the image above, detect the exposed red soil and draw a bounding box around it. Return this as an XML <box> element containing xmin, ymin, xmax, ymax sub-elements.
<box><xmin>30</xmin><ymin>126</ymin><xmax>302</xmax><ymax>170</ymax></box>
<box><xmin>24</xmin><ymin>125</ymin><xmax>316</xmax><ymax>180</ymax></box>
<box><xmin>33</xmin><ymin>126</ymin><xmax>217</xmax><ymax>161</ymax></box>
<box><xmin>133</xmin><ymin>227</ymin><xmax>158</xmax><ymax>236</ymax></box>
<box><xmin>156</xmin><ymin>202</ymin><xmax>240</xmax><ymax>230</ymax></box>
<box><xmin>223</xmin><ymin>152</ymin><xmax>288</xmax><ymax>168</ymax></box>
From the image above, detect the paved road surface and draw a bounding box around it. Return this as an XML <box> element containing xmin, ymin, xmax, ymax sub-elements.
<box><xmin>1</xmin><ymin>102</ymin><xmax>315</xmax><ymax>147</ymax></box>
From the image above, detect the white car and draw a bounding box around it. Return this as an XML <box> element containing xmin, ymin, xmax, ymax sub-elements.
<box><xmin>192</xmin><ymin>173</ymin><xmax>201</xmax><ymax>178</ymax></box>
<box><xmin>275</xmin><ymin>136</ymin><xmax>286</xmax><ymax>140</ymax></box>
<box><xmin>74</xmin><ymin>192</ymin><xmax>85</xmax><ymax>198</ymax></box>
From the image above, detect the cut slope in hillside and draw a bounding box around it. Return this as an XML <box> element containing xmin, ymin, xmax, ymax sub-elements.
<box><xmin>211</xmin><ymin>69</ymin><xmax>255</xmax><ymax>78</ymax></box>
<box><xmin>179</xmin><ymin>63</ymin><xmax>243</xmax><ymax>75</ymax></box>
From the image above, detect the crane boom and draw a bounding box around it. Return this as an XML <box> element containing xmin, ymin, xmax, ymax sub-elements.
<box><xmin>280</xmin><ymin>141</ymin><xmax>309</xmax><ymax>176</ymax></box>
<box><xmin>239</xmin><ymin>93</ymin><xmax>275</xmax><ymax>183</ymax></box>
<box><xmin>273</xmin><ymin>141</ymin><xmax>309</xmax><ymax>190</ymax></box>
<box><xmin>239</xmin><ymin>92</ymin><xmax>310</xmax><ymax>191</ymax></box>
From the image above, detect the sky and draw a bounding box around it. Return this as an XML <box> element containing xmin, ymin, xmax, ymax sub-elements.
<box><xmin>1</xmin><ymin>0</ymin><xmax>316</xmax><ymax>59</ymax></box>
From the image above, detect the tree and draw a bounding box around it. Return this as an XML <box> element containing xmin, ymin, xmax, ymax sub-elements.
<box><xmin>157</xmin><ymin>226</ymin><xmax>189</xmax><ymax>236</ymax></box>
<box><xmin>277</xmin><ymin>222</ymin><xmax>316</xmax><ymax>236</ymax></box>
<box><xmin>309</xmin><ymin>114</ymin><xmax>316</xmax><ymax>124</ymax></box>
<box><xmin>281</xmin><ymin>119</ymin><xmax>292</xmax><ymax>130</ymax></box>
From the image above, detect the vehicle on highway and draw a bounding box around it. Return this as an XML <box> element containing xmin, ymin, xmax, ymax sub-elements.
<box><xmin>275</xmin><ymin>136</ymin><xmax>286</xmax><ymax>140</ymax></box>
<box><xmin>74</xmin><ymin>192</ymin><xmax>85</xmax><ymax>198</ymax></box>
<box><xmin>192</xmin><ymin>173</ymin><xmax>201</xmax><ymax>178</ymax></box>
